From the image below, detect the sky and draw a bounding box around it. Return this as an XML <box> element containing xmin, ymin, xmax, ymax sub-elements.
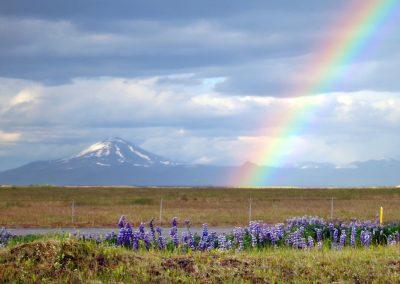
<box><xmin>0</xmin><ymin>0</ymin><xmax>400</xmax><ymax>171</ymax></box>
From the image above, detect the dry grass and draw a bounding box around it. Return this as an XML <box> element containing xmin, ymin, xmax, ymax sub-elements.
<box><xmin>1</xmin><ymin>186</ymin><xmax>400</xmax><ymax>227</ymax></box>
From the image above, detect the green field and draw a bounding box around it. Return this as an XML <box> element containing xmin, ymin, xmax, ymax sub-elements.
<box><xmin>1</xmin><ymin>186</ymin><xmax>400</xmax><ymax>227</ymax></box>
<box><xmin>1</xmin><ymin>237</ymin><xmax>399</xmax><ymax>283</ymax></box>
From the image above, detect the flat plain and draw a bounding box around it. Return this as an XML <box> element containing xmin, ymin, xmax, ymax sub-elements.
<box><xmin>1</xmin><ymin>186</ymin><xmax>400</xmax><ymax>227</ymax></box>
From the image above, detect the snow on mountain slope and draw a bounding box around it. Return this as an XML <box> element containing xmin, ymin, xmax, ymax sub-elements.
<box><xmin>58</xmin><ymin>137</ymin><xmax>176</xmax><ymax>168</ymax></box>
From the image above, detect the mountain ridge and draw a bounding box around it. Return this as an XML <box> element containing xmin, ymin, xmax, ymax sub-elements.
<box><xmin>0</xmin><ymin>138</ymin><xmax>399</xmax><ymax>187</ymax></box>
<box><xmin>56</xmin><ymin>137</ymin><xmax>177</xmax><ymax>169</ymax></box>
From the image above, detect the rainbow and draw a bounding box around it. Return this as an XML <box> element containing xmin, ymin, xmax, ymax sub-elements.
<box><xmin>233</xmin><ymin>0</ymin><xmax>398</xmax><ymax>187</ymax></box>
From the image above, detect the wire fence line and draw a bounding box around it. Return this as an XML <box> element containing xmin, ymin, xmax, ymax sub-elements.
<box><xmin>1</xmin><ymin>196</ymin><xmax>397</xmax><ymax>226</ymax></box>
<box><xmin>6</xmin><ymin>197</ymin><xmax>400</xmax><ymax>201</ymax></box>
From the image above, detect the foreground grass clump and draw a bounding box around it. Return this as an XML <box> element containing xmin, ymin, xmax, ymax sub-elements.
<box><xmin>1</xmin><ymin>239</ymin><xmax>400</xmax><ymax>283</ymax></box>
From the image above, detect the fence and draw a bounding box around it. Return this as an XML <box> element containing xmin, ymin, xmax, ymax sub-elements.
<box><xmin>1</xmin><ymin>196</ymin><xmax>398</xmax><ymax>227</ymax></box>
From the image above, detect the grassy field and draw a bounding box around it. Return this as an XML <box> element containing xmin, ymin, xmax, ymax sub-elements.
<box><xmin>1</xmin><ymin>237</ymin><xmax>400</xmax><ymax>283</ymax></box>
<box><xmin>1</xmin><ymin>186</ymin><xmax>400</xmax><ymax>227</ymax></box>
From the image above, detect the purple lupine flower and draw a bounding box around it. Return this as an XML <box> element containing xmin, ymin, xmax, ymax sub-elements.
<box><xmin>387</xmin><ymin>234</ymin><xmax>397</xmax><ymax>246</ymax></box>
<box><xmin>249</xmin><ymin>221</ymin><xmax>259</xmax><ymax>247</ymax></box>
<box><xmin>333</xmin><ymin>228</ymin><xmax>338</xmax><ymax>244</ymax></box>
<box><xmin>285</xmin><ymin>227</ymin><xmax>306</xmax><ymax>249</ymax></box>
<box><xmin>233</xmin><ymin>227</ymin><xmax>244</xmax><ymax>251</ymax></box>
<box><xmin>286</xmin><ymin>216</ymin><xmax>326</xmax><ymax>229</ymax></box>
<box><xmin>329</xmin><ymin>223</ymin><xmax>334</xmax><ymax>238</ymax></box>
<box><xmin>207</xmin><ymin>232</ymin><xmax>218</xmax><ymax>250</ymax></box>
<box><xmin>270</xmin><ymin>231</ymin><xmax>278</xmax><ymax>245</ymax></box>
<box><xmin>285</xmin><ymin>230</ymin><xmax>295</xmax><ymax>247</ymax></box>
<box><xmin>126</xmin><ymin>222</ymin><xmax>132</xmax><ymax>231</ymax></box>
<box><xmin>273</xmin><ymin>224</ymin><xmax>285</xmax><ymax>243</ymax></box>
<box><xmin>149</xmin><ymin>219</ymin><xmax>156</xmax><ymax>242</ymax></box>
<box><xmin>118</xmin><ymin>215</ymin><xmax>127</xmax><ymax>229</ymax></box>
<box><xmin>143</xmin><ymin>232</ymin><xmax>151</xmax><ymax>250</ymax></box>
<box><xmin>125</xmin><ymin>223</ymin><xmax>133</xmax><ymax>246</ymax></box>
<box><xmin>138</xmin><ymin>222</ymin><xmax>145</xmax><ymax>238</ymax></box>
<box><xmin>198</xmin><ymin>224</ymin><xmax>209</xmax><ymax>250</ymax></box>
<box><xmin>218</xmin><ymin>234</ymin><xmax>227</xmax><ymax>250</ymax></box>
<box><xmin>308</xmin><ymin>236</ymin><xmax>314</xmax><ymax>248</ymax></box>
<box><xmin>201</xmin><ymin>223</ymin><xmax>208</xmax><ymax>237</ymax></box>
<box><xmin>297</xmin><ymin>227</ymin><xmax>307</xmax><ymax>249</ymax></box>
<box><xmin>316</xmin><ymin>228</ymin><xmax>322</xmax><ymax>242</ymax></box>
<box><xmin>181</xmin><ymin>231</ymin><xmax>189</xmax><ymax>247</ymax></box>
<box><xmin>394</xmin><ymin>231</ymin><xmax>400</xmax><ymax>243</ymax></box>
<box><xmin>317</xmin><ymin>241</ymin><xmax>323</xmax><ymax>250</ymax></box>
<box><xmin>156</xmin><ymin>227</ymin><xmax>165</xmax><ymax>249</ymax></box>
<box><xmin>187</xmin><ymin>233</ymin><xmax>195</xmax><ymax>250</ymax></box>
<box><xmin>339</xmin><ymin>230</ymin><xmax>346</xmax><ymax>248</ymax></box>
<box><xmin>226</xmin><ymin>239</ymin><xmax>233</xmax><ymax>250</ymax></box>
<box><xmin>169</xmin><ymin>219</ymin><xmax>179</xmax><ymax>247</ymax></box>
<box><xmin>171</xmin><ymin>229</ymin><xmax>179</xmax><ymax>247</ymax></box>
<box><xmin>258</xmin><ymin>226</ymin><xmax>268</xmax><ymax>244</ymax></box>
<box><xmin>117</xmin><ymin>222</ymin><xmax>133</xmax><ymax>247</ymax></box>
<box><xmin>360</xmin><ymin>230</ymin><xmax>372</xmax><ymax>247</ymax></box>
<box><xmin>258</xmin><ymin>224</ymin><xmax>284</xmax><ymax>245</ymax></box>
<box><xmin>299</xmin><ymin>237</ymin><xmax>307</xmax><ymax>249</ymax></box>
<box><xmin>350</xmin><ymin>226</ymin><xmax>356</xmax><ymax>247</ymax></box>
<box><xmin>0</xmin><ymin>227</ymin><xmax>14</xmax><ymax>247</ymax></box>
<box><xmin>132</xmin><ymin>231</ymin><xmax>139</xmax><ymax>250</ymax></box>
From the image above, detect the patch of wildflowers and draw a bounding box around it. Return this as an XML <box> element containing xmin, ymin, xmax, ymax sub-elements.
<box><xmin>110</xmin><ymin>216</ymin><xmax>400</xmax><ymax>252</ymax></box>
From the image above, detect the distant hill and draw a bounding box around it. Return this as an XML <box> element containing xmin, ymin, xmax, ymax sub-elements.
<box><xmin>0</xmin><ymin>137</ymin><xmax>399</xmax><ymax>187</ymax></box>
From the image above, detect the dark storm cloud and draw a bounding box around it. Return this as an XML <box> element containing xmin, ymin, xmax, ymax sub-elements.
<box><xmin>0</xmin><ymin>0</ymin><xmax>373</xmax><ymax>93</ymax></box>
<box><xmin>0</xmin><ymin>0</ymin><xmax>343</xmax><ymax>22</ymax></box>
<box><xmin>1</xmin><ymin>0</ymin><xmax>398</xmax><ymax>94</ymax></box>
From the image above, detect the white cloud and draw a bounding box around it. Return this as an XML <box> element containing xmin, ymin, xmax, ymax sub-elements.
<box><xmin>0</xmin><ymin>130</ymin><xmax>21</xmax><ymax>144</ymax></box>
<box><xmin>1</xmin><ymin>76</ymin><xmax>400</xmax><ymax>169</ymax></box>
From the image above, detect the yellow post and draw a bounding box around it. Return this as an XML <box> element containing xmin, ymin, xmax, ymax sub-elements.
<box><xmin>379</xmin><ymin>206</ymin><xmax>383</xmax><ymax>225</ymax></box>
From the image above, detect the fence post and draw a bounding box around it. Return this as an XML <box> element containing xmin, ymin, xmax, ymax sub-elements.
<box><xmin>330</xmin><ymin>197</ymin><xmax>334</xmax><ymax>220</ymax></box>
<box><xmin>71</xmin><ymin>200</ymin><xmax>75</xmax><ymax>225</ymax></box>
<box><xmin>159</xmin><ymin>198</ymin><xmax>163</xmax><ymax>226</ymax></box>
<box><xmin>249</xmin><ymin>197</ymin><xmax>252</xmax><ymax>224</ymax></box>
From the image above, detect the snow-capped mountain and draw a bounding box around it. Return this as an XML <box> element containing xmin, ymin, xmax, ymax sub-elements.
<box><xmin>58</xmin><ymin>137</ymin><xmax>176</xmax><ymax>168</ymax></box>
<box><xmin>0</xmin><ymin>138</ymin><xmax>399</xmax><ymax>186</ymax></box>
<box><xmin>0</xmin><ymin>137</ymin><xmax>232</xmax><ymax>186</ymax></box>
